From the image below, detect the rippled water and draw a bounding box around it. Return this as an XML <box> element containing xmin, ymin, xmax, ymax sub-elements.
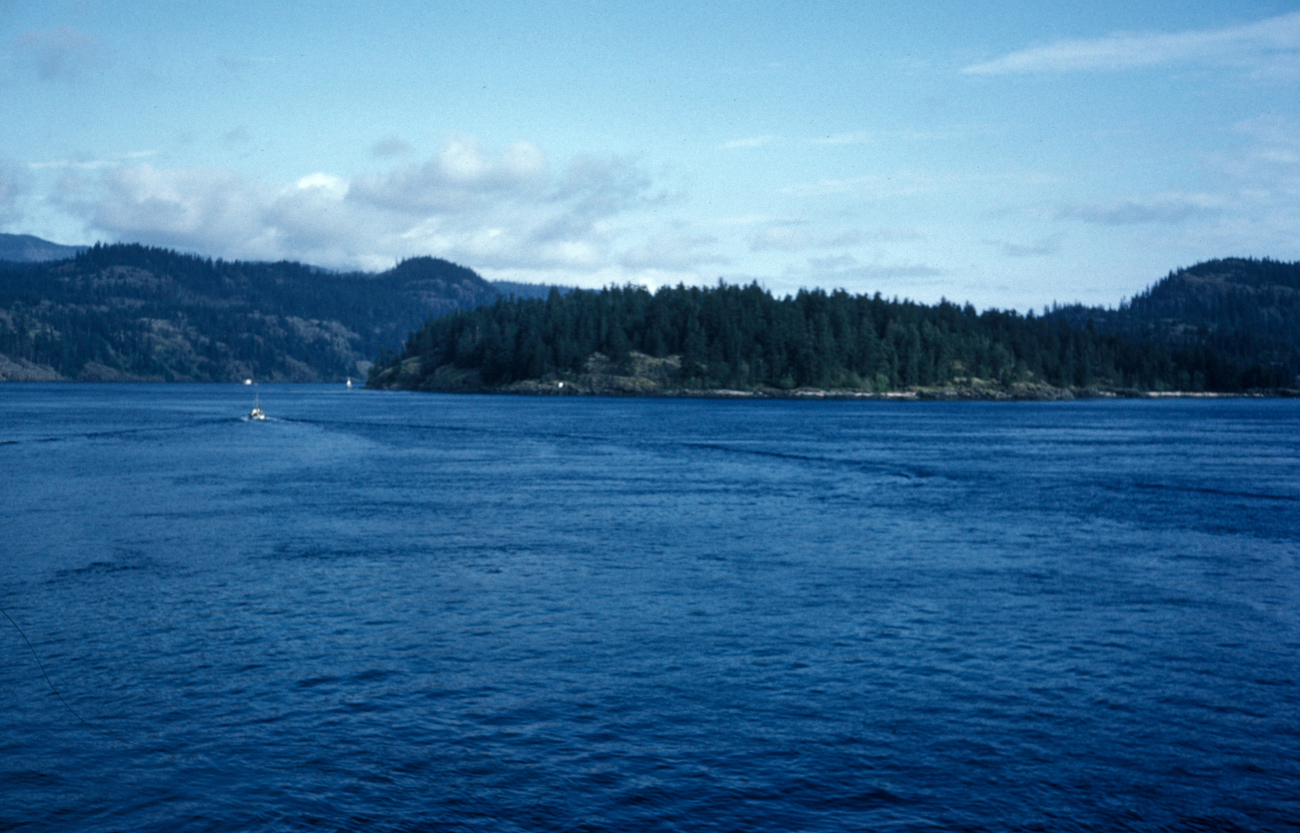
<box><xmin>1</xmin><ymin>384</ymin><xmax>1297</xmax><ymax>832</ymax></box>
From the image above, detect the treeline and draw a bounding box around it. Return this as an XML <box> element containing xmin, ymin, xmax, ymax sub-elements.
<box><xmin>0</xmin><ymin>243</ymin><xmax>505</xmax><ymax>381</ymax></box>
<box><xmin>374</xmin><ymin>280</ymin><xmax>1297</xmax><ymax>393</ymax></box>
<box><xmin>1048</xmin><ymin>258</ymin><xmax>1300</xmax><ymax>387</ymax></box>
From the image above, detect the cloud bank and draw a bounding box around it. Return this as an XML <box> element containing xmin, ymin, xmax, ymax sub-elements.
<box><xmin>47</xmin><ymin>137</ymin><xmax>717</xmax><ymax>281</ymax></box>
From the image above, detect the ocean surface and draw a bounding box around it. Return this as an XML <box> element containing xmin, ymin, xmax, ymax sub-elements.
<box><xmin>1</xmin><ymin>383</ymin><xmax>1297</xmax><ymax>832</ymax></box>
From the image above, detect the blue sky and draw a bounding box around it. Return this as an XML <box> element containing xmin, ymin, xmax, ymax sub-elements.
<box><xmin>3</xmin><ymin>1</ymin><xmax>1298</xmax><ymax>310</ymax></box>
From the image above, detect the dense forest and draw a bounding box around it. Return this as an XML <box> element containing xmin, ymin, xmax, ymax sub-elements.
<box><xmin>1050</xmin><ymin>258</ymin><xmax>1300</xmax><ymax>375</ymax></box>
<box><xmin>370</xmin><ymin>260</ymin><xmax>1300</xmax><ymax>395</ymax></box>
<box><xmin>0</xmin><ymin>242</ymin><xmax>548</xmax><ymax>382</ymax></box>
<box><xmin>4</xmin><ymin>237</ymin><xmax>1296</xmax><ymax>394</ymax></box>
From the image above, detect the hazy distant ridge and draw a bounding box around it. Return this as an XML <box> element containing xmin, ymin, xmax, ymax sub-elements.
<box><xmin>0</xmin><ymin>233</ymin><xmax>87</xmax><ymax>263</ymax></box>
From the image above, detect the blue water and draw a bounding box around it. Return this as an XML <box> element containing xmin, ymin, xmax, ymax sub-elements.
<box><xmin>1</xmin><ymin>384</ymin><xmax>1297</xmax><ymax>832</ymax></box>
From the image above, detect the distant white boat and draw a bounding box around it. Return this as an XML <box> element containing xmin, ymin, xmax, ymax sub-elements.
<box><xmin>249</xmin><ymin>394</ymin><xmax>267</xmax><ymax>421</ymax></box>
<box><xmin>243</xmin><ymin>378</ymin><xmax>253</xmax><ymax>385</ymax></box>
<box><xmin>346</xmin><ymin>378</ymin><xmax>352</xmax><ymax>388</ymax></box>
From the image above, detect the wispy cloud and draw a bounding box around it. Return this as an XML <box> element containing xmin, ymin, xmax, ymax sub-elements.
<box><xmin>786</xmin><ymin>254</ymin><xmax>943</xmax><ymax>291</ymax></box>
<box><xmin>962</xmin><ymin>12</ymin><xmax>1300</xmax><ymax>75</ymax></box>
<box><xmin>779</xmin><ymin>170</ymin><xmax>943</xmax><ymax>199</ymax></box>
<box><xmin>749</xmin><ymin>221</ymin><xmax>865</xmax><ymax>252</ymax></box>
<box><xmin>810</xmin><ymin>126</ymin><xmax>995</xmax><ymax>146</ymax></box>
<box><xmin>1058</xmin><ymin>194</ymin><xmax>1220</xmax><ymax>225</ymax></box>
<box><xmin>14</xmin><ymin>26</ymin><xmax>103</xmax><ymax>81</ymax></box>
<box><xmin>984</xmin><ymin>235</ymin><xmax>1062</xmax><ymax>258</ymax></box>
<box><xmin>29</xmin><ymin>151</ymin><xmax>157</xmax><ymax>171</ymax></box>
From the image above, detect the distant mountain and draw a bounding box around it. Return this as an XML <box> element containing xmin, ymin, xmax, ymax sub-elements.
<box><xmin>0</xmin><ymin>243</ymin><xmax>513</xmax><ymax>382</ymax></box>
<box><xmin>0</xmin><ymin>233</ymin><xmax>87</xmax><ymax>263</ymax></box>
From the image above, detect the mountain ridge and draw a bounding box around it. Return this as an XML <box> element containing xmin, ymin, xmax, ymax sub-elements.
<box><xmin>0</xmin><ymin>240</ymin><xmax>552</xmax><ymax>382</ymax></box>
<box><xmin>0</xmin><ymin>233</ymin><xmax>88</xmax><ymax>263</ymax></box>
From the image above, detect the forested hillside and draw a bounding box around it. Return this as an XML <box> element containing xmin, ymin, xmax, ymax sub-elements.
<box><xmin>0</xmin><ymin>243</ymin><xmax>502</xmax><ymax>381</ymax></box>
<box><xmin>1049</xmin><ymin>258</ymin><xmax>1300</xmax><ymax>374</ymax></box>
<box><xmin>370</xmin><ymin>265</ymin><xmax>1300</xmax><ymax>395</ymax></box>
<box><xmin>5</xmin><ymin>238</ymin><xmax>1295</xmax><ymax>394</ymax></box>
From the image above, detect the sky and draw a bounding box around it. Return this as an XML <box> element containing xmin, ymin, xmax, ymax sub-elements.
<box><xmin>3</xmin><ymin>1</ymin><xmax>1299</xmax><ymax>311</ymax></box>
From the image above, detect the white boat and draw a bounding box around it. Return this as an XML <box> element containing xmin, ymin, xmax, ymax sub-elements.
<box><xmin>249</xmin><ymin>394</ymin><xmax>267</xmax><ymax>421</ymax></box>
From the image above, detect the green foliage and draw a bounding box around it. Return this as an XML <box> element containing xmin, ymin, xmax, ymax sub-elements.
<box><xmin>374</xmin><ymin>277</ymin><xmax>1297</xmax><ymax>393</ymax></box>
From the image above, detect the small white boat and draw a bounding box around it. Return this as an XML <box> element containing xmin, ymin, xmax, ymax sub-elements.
<box><xmin>346</xmin><ymin>378</ymin><xmax>352</xmax><ymax>388</ymax></box>
<box><xmin>249</xmin><ymin>394</ymin><xmax>267</xmax><ymax>421</ymax></box>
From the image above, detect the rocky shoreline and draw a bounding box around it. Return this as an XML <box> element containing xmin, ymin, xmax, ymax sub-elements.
<box><xmin>368</xmin><ymin>352</ymin><xmax>1298</xmax><ymax>401</ymax></box>
<box><xmin>496</xmin><ymin>380</ymin><xmax>1298</xmax><ymax>401</ymax></box>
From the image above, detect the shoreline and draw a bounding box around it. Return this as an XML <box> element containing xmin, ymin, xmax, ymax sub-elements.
<box><xmin>373</xmin><ymin>379</ymin><xmax>1300</xmax><ymax>401</ymax></box>
<box><xmin>366</xmin><ymin>352</ymin><xmax>1299</xmax><ymax>401</ymax></box>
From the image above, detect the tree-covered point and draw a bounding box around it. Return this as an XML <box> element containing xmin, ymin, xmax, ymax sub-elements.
<box><xmin>372</xmin><ymin>279</ymin><xmax>1298</xmax><ymax>393</ymax></box>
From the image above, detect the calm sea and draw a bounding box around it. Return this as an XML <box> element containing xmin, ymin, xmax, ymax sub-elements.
<box><xmin>1</xmin><ymin>384</ymin><xmax>1297</xmax><ymax>832</ymax></box>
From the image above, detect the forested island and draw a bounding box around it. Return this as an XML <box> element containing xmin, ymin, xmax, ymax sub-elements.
<box><xmin>368</xmin><ymin>258</ymin><xmax>1300</xmax><ymax>398</ymax></box>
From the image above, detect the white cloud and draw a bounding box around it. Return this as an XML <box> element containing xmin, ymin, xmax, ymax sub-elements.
<box><xmin>293</xmin><ymin>172</ymin><xmax>348</xmax><ymax>198</ymax></box>
<box><xmin>349</xmin><ymin>136</ymin><xmax>549</xmax><ymax>213</ymax></box>
<box><xmin>963</xmin><ymin>12</ymin><xmax>1300</xmax><ymax>76</ymax></box>
<box><xmin>42</xmin><ymin>137</ymin><xmax>685</xmax><ymax>281</ymax></box>
<box><xmin>14</xmin><ymin>26</ymin><xmax>103</xmax><ymax>81</ymax></box>
<box><xmin>53</xmin><ymin>164</ymin><xmax>271</xmax><ymax>256</ymax></box>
